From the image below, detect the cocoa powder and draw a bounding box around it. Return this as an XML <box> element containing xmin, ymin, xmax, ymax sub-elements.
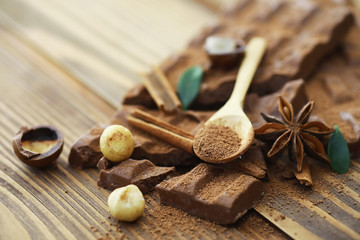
<box><xmin>193</xmin><ymin>124</ymin><xmax>241</xmax><ymax>161</ymax></box>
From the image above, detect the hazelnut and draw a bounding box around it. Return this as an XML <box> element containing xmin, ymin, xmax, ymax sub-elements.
<box><xmin>108</xmin><ymin>184</ymin><xmax>145</xmax><ymax>222</ymax></box>
<box><xmin>99</xmin><ymin>125</ymin><xmax>134</xmax><ymax>162</ymax></box>
<box><xmin>12</xmin><ymin>125</ymin><xmax>64</xmax><ymax>168</ymax></box>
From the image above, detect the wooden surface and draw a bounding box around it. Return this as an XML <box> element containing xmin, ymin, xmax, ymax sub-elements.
<box><xmin>0</xmin><ymin>0</ymin><xmax>359</xmax><ymax>239</ymax></box>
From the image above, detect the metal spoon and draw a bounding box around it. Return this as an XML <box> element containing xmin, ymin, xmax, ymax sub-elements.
<box><xmin>193</xmin><ymin>37</ymin><xmax>267</xmax><ymax>163</ymax></box>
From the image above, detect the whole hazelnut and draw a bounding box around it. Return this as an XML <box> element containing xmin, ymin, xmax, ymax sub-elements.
<box><xmin>108</xmin><ymin>184</ymin><xmax>145</xmax><ymax>222</ymax></box>
<box><xmin>99</xmin><ymin>125</ymin><xmax>134</xmax><ymax>162</ymax></box>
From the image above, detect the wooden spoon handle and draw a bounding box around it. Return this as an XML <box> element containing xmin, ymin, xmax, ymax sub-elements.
<box><xmin>229</xmin><ymin>37</ymin><xmax>267</xmax><ymax>107</ymax></box>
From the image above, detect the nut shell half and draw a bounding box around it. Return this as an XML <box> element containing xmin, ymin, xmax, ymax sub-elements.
<box><xmin>205</xmin><ymin>39</ymin><xmax>246</xmax><ymax>69</ymax></box>
<box><xmin>12</xmin><ymin>125</ymin><xmax>64</xmax><ymax>168</ymax></box>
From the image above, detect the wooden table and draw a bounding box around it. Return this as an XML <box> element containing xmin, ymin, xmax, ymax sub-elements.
<box><xmin>0</xmin><ymin>0</ymin><xmax>359</xmax><ymax>239</ymax></box>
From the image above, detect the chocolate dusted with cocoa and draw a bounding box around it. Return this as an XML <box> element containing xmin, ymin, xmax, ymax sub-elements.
<box><xmin>156</xmin><ymin>163</ymin><xmax>263</xmax><ymax>225</ymax></box>
<box><xmin>244</xmin><ymin>79</ymin><xmax>308</xmax><ymax>129</ymax></box>
<box><xmin>69</xmin><ymin>124</ymin><xmax>106</xmax><ymax>169</ymax></box>
<box><xmin>305</xmin><ymin>27</ymin><xmax>360</xmax><ymax>158</ymax></box>
<box><xmin>123</xmin><ymin>0</ymin><xmax>354</xmax><ymax>110</ymax></box>
<box><xmin>97</xmin><ymin>156</ymin><xmax>116</xmax><ymax>170</ymax></box>
<box><xmin>224</xmin><ymin>143</ymin><xmax>267</xmax><ymax>179</ymax></box>
<box><xmin>98</xmin><ymin>159</ymin><xmax>175</xmax><ymax>193</ymax></box>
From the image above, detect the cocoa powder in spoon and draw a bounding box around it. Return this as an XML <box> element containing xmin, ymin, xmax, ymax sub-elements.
<box><xmin>193</xmin><ymin>124</ymin><xmax>241</xmax><ymax>161</ymax></box>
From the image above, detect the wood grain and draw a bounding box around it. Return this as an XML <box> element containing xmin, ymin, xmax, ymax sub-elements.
<box><xmin>0</xmin><ymin>1</ymin><xmax>289</xmax><ymax>239</ymax></box>
<box><xmin>0</xmin><ymin>0</ymin><xmax>359</xmax><ymax>239</ymax></box>
<box><xmin>0</xmin><ymin>0</ymin><xmax>217</xmax><ymax>107</ymax></box>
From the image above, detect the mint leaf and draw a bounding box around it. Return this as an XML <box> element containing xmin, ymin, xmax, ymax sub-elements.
<box><xmin>327</xmin><ymin>125</ymin><xmax>350</xmax><ymax>174</ymax></box>
<box><xmin>177</xmin><ymin>65</ymin><xmax>203</xmax><ymax>110</ymax></box>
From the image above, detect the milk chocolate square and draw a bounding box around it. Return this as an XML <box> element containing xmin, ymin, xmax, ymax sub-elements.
<box><xmin>98</xmin><ymin>159</ymin><xmax>174</xmax><ymax>193</ymax></box>
<box><xmin>156</xmin><ymin>163</ymin><xmax>263</xmax><ymax>225</ymax></box>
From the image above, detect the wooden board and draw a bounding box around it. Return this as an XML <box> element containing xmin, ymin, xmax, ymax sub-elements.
<box><xmin>0</xmin><ymin>0</ymin><xmax>359</xmax><ymax>239</ymax></box>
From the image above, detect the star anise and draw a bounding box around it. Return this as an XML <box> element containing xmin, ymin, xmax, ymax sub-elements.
<box><xmin>255</xmin><ymin>96</ymin><xmax>334</xmax><ymax>172</ymax></box>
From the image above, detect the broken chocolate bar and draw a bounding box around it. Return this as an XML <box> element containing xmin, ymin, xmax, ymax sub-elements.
<box><xmin>97</xmin><ymin>157</ymin><xmax>116</xmax><ymax>170</ymax></box>
<box><xmin>245</xmin><ymin>78</ymin><xmax>308</xmax><ymax>129</ymax></box>
<box><xmin>225</xmin><ymin>143</ymin><xmax>267</xmax><ymax>179</ymax></box>
<box><xmin>306</xmin><ymin>27</ymin><xmax>360</xmax><ymax>158</ymax></box>
<box><xmin>98</xmin><ymin>159</ymin><xmax>174</xmax><ymax>193</ymax></box>
<box><xmin>123</xmin><ymin>0</ymin><xmax>354</xmax><ymax>110</ymax></box>
<box><xmin>69</xmin><ymin>124</ymin><xmax>106</xmax><ymax>169</ymax></box>
<box><xmin>156</xmin><ymin>163</ymin><xmax>263</xmax><ymax>225</ymax></box>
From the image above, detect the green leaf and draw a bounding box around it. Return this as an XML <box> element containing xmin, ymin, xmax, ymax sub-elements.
<box><xmin>177</xmin><ymin>65</ymin><xmax>203</xmax><ymax>110</ymax></box>
<box><xmin>327</xmin><ymin>125</ymin><xmax>350</xmax><ymax>174</ymax></box>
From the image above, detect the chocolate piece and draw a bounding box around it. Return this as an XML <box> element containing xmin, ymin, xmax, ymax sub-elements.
<box><xmin>12</xmin><ymin>125</ymin><xmax>64</xmax><ymax>168</ymax></box>
<box><xmin>123</xmin><ymin>85</ymin><xmax>156</xmax><ymax>109</ymax></box>
<box><xmin>98</xmin><ymin>159</ymin><xmax>175</xmax><ymax>193</ymax></box>
<box><xmin>156</xmin><ymin>163</ymin><xmax>263</xmax><ymax>225</ymax></box>
<box><xmin>123</xmin><ymin>0</ymin><xmax>354</xmax><ymax>109</ymax></box>
<box><xmin>68</xmin><ymin>124</ymin><xmax>106</xmax><ymax>169</ymax></box>
<box><xmin>306</xmin><ymin>27</ymin><xmax>360</xmax><ymax>157</ymax></box>
<box><xmin>245</xmin><ymin>79</ymin><xmax>308</xmax><ymax>129</ymax></box>
<box><xmin>97</xmin><ymin>157</ymin><xmax>116</xmax><ymax>170</ymax></box>
<box><xmin>225</xmin><ymin>144</ymin><xmax>267</xmax><ymax>179</ymax></box>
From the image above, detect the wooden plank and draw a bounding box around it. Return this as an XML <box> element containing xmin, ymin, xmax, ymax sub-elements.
<box><xmin>0</xmin><ymin>0</ymin><xmax>217</xmax><ymax>107</ymax></box>
<box><xmin>0</xmin><ymin>0</ymin><xmax>358</xmax><ymax>239</ymax></box>
<box><xmin>254</xmin><ymin>157</ymin><xmax>360</xmax><ymax>240</ymax></box>
<box><xmin>0</xmin><ymin>17</ymin><xmax>287</xmax><ymax>239</ymax></box>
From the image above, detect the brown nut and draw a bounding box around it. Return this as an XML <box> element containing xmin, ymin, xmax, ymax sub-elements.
<box><xmin>12</xmin><ymin>125</ymin><xmax>64</xmax><ymax>168</ymax></box>
<box><xmin>204</xmin><ymin>36</ymin><xmax>245</xmax><ymax>69</ymax></box>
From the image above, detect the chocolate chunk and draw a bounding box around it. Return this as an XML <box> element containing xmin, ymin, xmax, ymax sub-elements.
<box><xmin>156</xmin><ymin>163</ymin><xmax>263</xmax><ymax>225</ymax></box>
<box><xmin>306</xmin><ymin>27</ymin><xmax>360</xmax><ymax>157</ymax></box>
<box><xmin>122</xmin><ymin>0</ymin><xmax>354</xmax><ymax>109</ymax></box>
<box><xmin>225</xmin><ymin>144</ymin><xmax>267</xmax><ymax>179</ymax></box>
<box><xmin>98</xmin><ymin>159</ymin><xmax>174</xmax><ymax>193</ymax></box>
<box><xmin>245</xmin><ymin>79</ymin><xmax>308</xmax><ymax>129</ymax></box>
<box><xmin>97</xmin><ymin>157</ymin><xmax>116</xmax><ymax>170</ymax></box>
<box><xmin>69</xmin><ymin>124</ymin><xmax>106</xmax><ymax>169</ymax></box>
<box><xmin>322</xmin><ymin>76</ymin><xmax>353</xmax><ymax>104</ymax></box>
<box><xmin>122</xmin><ymin>85</ymin><xmax>156</xmax><ymax>109</ymax></box>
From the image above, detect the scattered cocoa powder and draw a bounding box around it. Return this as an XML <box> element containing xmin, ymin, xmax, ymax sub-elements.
<box><xmin>193</xmin><ymin>124</ymin><xmax>241</xmax><ymax>161</ymax></box>
<box><xmin>132</xmin><ymin>194</ymin><xmax>233</xmax><ymax>239</ymax></box>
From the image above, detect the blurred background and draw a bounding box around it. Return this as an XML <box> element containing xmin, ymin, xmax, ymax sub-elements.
<box><xmin>0</xmin><ymin>0</ymin><xmax>239</xmax><ymax>106</ymax></box>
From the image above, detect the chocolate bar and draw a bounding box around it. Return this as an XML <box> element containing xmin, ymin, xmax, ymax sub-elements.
<box><xmin>97</xmin><ymin>157</ymin><xmax>116</xmax><ymax>170</ymax></box>
<box><xmin>244</xmin><ymin>78</ymin><xmax>308</xmax><ymax>129</ymax></box>
<box><xmin>123</xmin><ymin>0</ymin><xmax>354</xmax><ymax>110</ymax></box>
<box><xmin>97</xmin><ymin>159</ymin><xmax>174</xmax><ymax>193</ymax></box>
<box><xmin>306</xmin><ymin>27</ymin><xmax>360</xmax><ymax>157</ymax></box>
<box><xmin>156</xmin><ymin>163</ymin><xmax>263</xmax><ymax>225</ymax></box>
<box><xmin>225</xmin><ymin>144</ymin><xmax>267</xmax><ymax>179</ymax></box>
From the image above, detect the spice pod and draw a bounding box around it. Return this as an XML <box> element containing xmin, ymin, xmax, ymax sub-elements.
<box><xmin>204</xmin><ymin>36</ymin><xmax>246</xmax><ymax>69</ymax></box>
<box><xmin>12</xmin><ymin>125</ymin><xmax>64</xmax><ymax>168</ymax></box>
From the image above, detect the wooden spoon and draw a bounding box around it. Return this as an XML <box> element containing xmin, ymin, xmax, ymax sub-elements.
<box><xmin>193</xmin><ymin>37</ymin><xmax>267</xmax><ymax>163</ymax></box>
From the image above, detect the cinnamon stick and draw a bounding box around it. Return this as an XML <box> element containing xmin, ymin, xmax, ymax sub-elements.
<box><xmin>126</xmin><ymin>112</ymin><xmax>194</xmax><ymax>155</ymax></box>
<box><xmin>132</xmin><ymin>109</ymin><xmax>194</xmax><ymax>140</ymax></box>
<box><xmin>141</xmin><ymin>66</ymin><xmax>182</xmax><ymax>113</ymax></box>
<box><xmin>293</xmin><ymin>157</ymin><xmax>313</xmax><ymax>186</ymax></box>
